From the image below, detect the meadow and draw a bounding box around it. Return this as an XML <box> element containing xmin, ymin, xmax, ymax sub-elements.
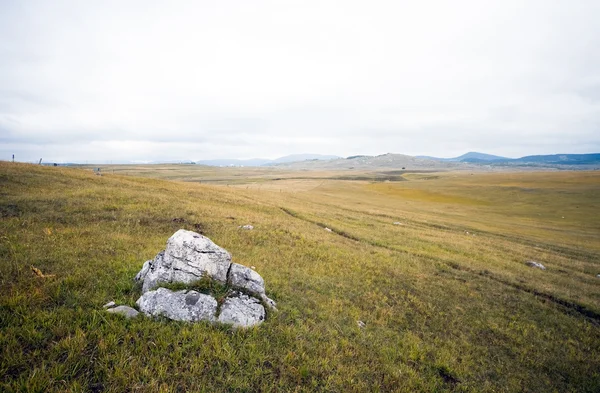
<box><xmin>1</xmin><ymin>162</ymin><xmax>599</xmax><ymax>392</ymax></box>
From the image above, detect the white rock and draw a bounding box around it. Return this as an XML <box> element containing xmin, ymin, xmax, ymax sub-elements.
<box><xmin>136</xmin><ymin>287</ymin><xmax>218</xmax><ymax>322</ymax></box>
<box><xmin>240</xmin><ymin>225</ymin><xmax>254</xmax><ymax>230</ymax></box>
<box><xmin>103</xmin><ymin>301</ymin><xmax>116</xmax><ymax>309</ymax></box>
<box><xmin>357</xmin><ymin>320</ymin><xmax>366</xmax><ymax>329</ymax></box>
<box><xmin>218</xmin><ymin>293</ymin><xmax>265</xmax><ymax>328</ymax></box>
<box><xmin>260</xmin><ymin>294</ymin><xmax>277</xmax><ymax>310</ymax></box>
<box><xmin>134</xmin><ymin>260</ymin><xmax>151</xmax><ymax>282</ymax></box>
<box><xmin>324</xmin><ymin>227</ymin><xmax>332</xmax><ymax>232</ymax></box>
<box><xmin>229</xmin><ymin>263</ymin><xmax>265</xmax><ymax>295</ymax></box>
<box><xmin>106</xmin><ymin>305</ymin><xmax>139</xmax><ymax>319</ymax></box>
<box><xmin>393</xmin><ymin>222</ymin><xmax>403</xmax><ymax>226</ymax></box>
<box><xmin>526</xmin><ymin>261</ymin><xmax>546</xmax><ymax>270</ymax></box>
<box><xmin>136</xmin><ymin>230</ymin><xmax>232</xmax><ymax>293</ymax></box>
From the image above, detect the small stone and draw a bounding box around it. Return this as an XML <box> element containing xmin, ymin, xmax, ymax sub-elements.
<box><xmin>218</xmin><ymin>293</ymin><xmax>265</xmax><ymax>328</ymax></box>
<box><xmin>357</xmin><ymin>320</ymin><xmax>366</xmax><ymax>329</ymax></box>
<box><xmin>526</xmin><ymin>261</ymin><xmax>546</xmax><ymax>270</ymax></box>
<box><xmin>240</xmin><ymin>225</ymin><xmax>254</xmax><ymax>230</ymax></box>
<box><xmin>106</xmin><ymin>305</ymin><xmax>139</xmax><ymax>319</ymax></box>
<box><xmin>260</xmin><ymin>293</ymin><xmax>277</xmax><ymax>310</ymax></box>
<box><xmin>324</xmin><ymin>227</ymin><xmax>332</xmax><ymax>232</ymax></box>
<box><xmin>393</xmin><ymin>222</ymin><xmax>403</xmax><ymax>226</ymax></box>
<box><xmin>103</xmin><ymin>301</ymin><xmax>116</xmax><ymax>309</ymax></box>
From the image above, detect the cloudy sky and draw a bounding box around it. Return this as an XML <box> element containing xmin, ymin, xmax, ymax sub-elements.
<box><xmin>1</xmin><ymin>0</ymin><xmax>599</xmax><ymax>163</ymax></box>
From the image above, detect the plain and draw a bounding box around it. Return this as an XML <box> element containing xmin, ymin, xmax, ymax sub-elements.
<box><xmin>1</xmin><ymin>162</ymin><xmax>599</xmax><ymax>392</ymax></box>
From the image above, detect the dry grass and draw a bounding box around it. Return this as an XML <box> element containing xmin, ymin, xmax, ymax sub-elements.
<box><xmin>1</xmin><ymin>162</ymin><xmax>599</xmax><ymax>392</ymax></box>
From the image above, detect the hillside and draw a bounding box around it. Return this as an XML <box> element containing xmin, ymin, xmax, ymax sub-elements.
<box><xmin>1</xmin><ymin>162</ymin><xmax>599</xmax><ymax>392</ymax></box>
<box><xmin>273</xmin><ymin>153</ymin><xmax>475</xmax><ymax>170</ymax></box>
<box><xmin>417</xmin><ymin>152</ymin><xmax>510</xmax><ymax>162</ymax></box>
<box><xmin>196</xmin><ymin>154</ymin><xmax>340</xmax><ymax>167</ymax></box>
<box><xmin>418</xmin><ymin>152</ymin><xmax>600</xmax><ymax>168</ymax></box>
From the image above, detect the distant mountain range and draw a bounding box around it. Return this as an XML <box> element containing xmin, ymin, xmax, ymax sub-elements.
<box><xmin>195</xmin><ymin>154</ymin><xmax>340</xmax><ymax>167</ymax></box>
<box><xmin>270</xmin><ymin>152</ymin><xmax>600</xmax><ymax>170</ymax></box>
<box><xmin>45</xmin><ymin>151</ymin><xmax>599</xmax><ymax>169</ymax></box>
<box><xmin>421</xmin><ymin>152</ymin><xmax>600</xmax><ymax>166</ymax></box>
<box><xmin>417</xmin><ymin>152</ymin><xmax>510</xmax><ymax>162</ymax></box>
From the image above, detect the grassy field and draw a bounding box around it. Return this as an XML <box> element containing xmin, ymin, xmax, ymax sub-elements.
<box><xmin>1</xmin><ymin>162</ymin><xmax>599</xmax><ymax>392</ymax></box>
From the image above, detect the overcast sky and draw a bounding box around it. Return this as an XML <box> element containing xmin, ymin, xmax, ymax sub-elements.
<box><xmin>1</xmin><ymin>0</ymin><xmax>599</xmax><ymax>163</ymax></box>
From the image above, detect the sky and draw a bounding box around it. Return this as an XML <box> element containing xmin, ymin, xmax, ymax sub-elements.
<box><xmin>1</xmin><ymin>0</ymin><xmax>599</xmax><ymax>163</ymax></box>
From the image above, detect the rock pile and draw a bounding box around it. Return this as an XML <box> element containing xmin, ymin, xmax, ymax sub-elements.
<box><xmin>107</xmin><ymin>229</ymin><xmax>275</xmax><ymax>327</ymax></box>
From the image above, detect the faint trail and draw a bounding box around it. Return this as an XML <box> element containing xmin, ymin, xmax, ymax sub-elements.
<box><xmin>280</xmin><ymin>196</ymin><xmax>600</xmax><ymax>264</ymax></box>
<box><xmin>279</xmin><ymin>206</ymin><xmax>600</xmax><ymax>324</ymax></box>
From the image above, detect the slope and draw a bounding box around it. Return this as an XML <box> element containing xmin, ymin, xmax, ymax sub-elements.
<box><xmin>1</xmin><ymin>162</ymin><xmax>599</xmax><ymax>392</ymax></box>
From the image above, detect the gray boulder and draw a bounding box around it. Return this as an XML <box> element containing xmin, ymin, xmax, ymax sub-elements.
<box><xmin>106</xmin><ymin>305</ymin><xmax>139</xmax><ymax>319</ymax></box>
<box><xmin>136</xmin><ymin>287</ymin><xmax>218</xmax><ymax>322</ymax></box>
<box><xmin>136</xmin><ymin>229</ymin><xmax>232</xmax><ymax>293</ymax></box>
<box><xmin>228</xmin><ymin>263</ymin><xmax>277</xmax><ymax>309</ymax></box>
<box><xmin>229</xmin><ymin>263</ymin><xmax>265</xmax><ymax>295</ymax></box>
<box><xmin>218</xmin><ymin>293</ymin><xmax>266</xmax><ymax>328</ymax></box>
<box><xmin>133</xmin><ymin>230</ymin><xmax>277</xmax><ymax>326</ymax></box>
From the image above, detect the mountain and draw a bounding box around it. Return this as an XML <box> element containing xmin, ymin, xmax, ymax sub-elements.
<box><xmin>270</xmin><ymin>154</ymin><xmax>340</xmax><ymax>164</ymax></box>
<box><xmin>510</xmin><ymin>153</ymin><xmax>600</xmax><ymax>165</ymax></box>
<box><xmin>417</xmin><ymin>152</ymin><xmax>510</xmax><ymax>162</ymax></box>
<box><xmin>266</xmin><ymin>152</ymin><xmax>600</xmax><ymax>170</ymax></box>
<box><xmin>273</xmin><ymin>153</ymin><xmax>472</xmax><ymax>170</ymax></box>
<box><xmin>195</xmin><ymin>154</ymin><xmax>341</xmax><ymax>167</ymax></box>
<box><xmin>194</xmin><ymin>158</ymin><xmax>271</xmax><ymax>167</ymax></box>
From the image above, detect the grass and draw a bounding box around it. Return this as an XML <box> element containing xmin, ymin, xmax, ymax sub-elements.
<box><xmin>1</xmin><ymin>162</ymin><xmax>599</xmax><ymax>392</ymax></box>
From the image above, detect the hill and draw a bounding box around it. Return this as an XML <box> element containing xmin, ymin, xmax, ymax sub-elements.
<box><xmin>1</xmin><ymin>162</ymin><xmax>599</xmax><ymax>391</ymax></box>
<box><xmin>418</xmin><ymin>152</ymin><xmax>510</xmax><ymax>162</ymax></box>
<box><xmin>418</xmin><ymin>152</ymin><xmax>600</xmax><ymax>168</ymax></box>
<box><xmin>512</xmin><ymin>153</ymin><xmax>600</xmax><ymax>165</ymax></box>
<box><xmin>196</xmin><ymin>154</ymin><xmax>340</xmax><ymax>167</ymax></box>
<box><xmin>273</xmin><ymin>153</ymin><xmax>475</xmax><ymax>170</ymax></box>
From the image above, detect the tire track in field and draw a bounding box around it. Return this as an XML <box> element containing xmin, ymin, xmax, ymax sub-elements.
<box><xmin>279</xmin><ymin>206</ymin><xmax>600</xmax><ymax>324</ymax></box>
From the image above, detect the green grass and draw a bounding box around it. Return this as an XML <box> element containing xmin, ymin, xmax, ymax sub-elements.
<box><xmin>1</xmin><ymin>162</ymin><xmax>599</xmax><ymax>392</ymax></box>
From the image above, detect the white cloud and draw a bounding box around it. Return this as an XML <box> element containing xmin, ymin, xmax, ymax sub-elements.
<box><xmin>1</xmin><ymin>0</ymin><xmax>599</xmax><ymax>162</ymax></box>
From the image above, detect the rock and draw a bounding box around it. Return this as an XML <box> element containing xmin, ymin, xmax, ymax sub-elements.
<box><xmin>240</xmin><ymin>225</ymin><xmax>254</xmax><ymax>230</ymax></box>
<box><xmin>218</xmin><ymin>293</ymin><xmax>265</xmax><ymax>328</ymax></box>
<box><xmin>393</xmin><ymin>222</ymin><xmax>403</xmax><ymax>226</ymax></box>
<box><xmin>106</xmin><ymin>305</ymin><xmax>139</xmax><ymax>319</ymax></box>
<box><xmin>228</xmin><ymin>263</ymin><xmax>277</xmax><ymax>309</ymax></box>
<box><xmin>229</xmin><ymin>263</ymin><xmax>265</xmax><ymax>295</ymax></box>
<box><xmin>526</xmin><ymin>261</ymin><xmax>546</xmax><ymax>270</ymax></box>
<box><xmin>596</xmin><ymin>274</ymin><xmax>600</xmax><ymax>278</ymax></box>
<box><xmin>136</xmin><ymin>229</ymin><xmax>232</xmax><ymax>293</ymax></box>
<box><xmin>134</xmin><ymin>260</ymin><xmax>151</xmax><ymax>282</ymax></box>
<box><xmin>103</xmin><ymin>301</ymin><xmax>116</xmax><ymax>309</ymax></box>
<box><xmin>260</xmin><ymin>294</ymin><xmax>277</xmax><ymax>310</ymax></box>
<box><xmin>324</xmin><ymin>227</ymin><xmax>332</xmax><ymax>232</ymax></box>
<box><xmin>132</xmin><ymin>230</ymin><xmax>277</xmax><ymax>325</ymax></box>
<box><xmin>357</xmin><ymin>320</ymin><xmax>366</xmax><ymax>329</ymax></box>
<box><xmin>136</xmin><ymin>287</ymin><xmax>218</xmax><ymax>322</ymax></box>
